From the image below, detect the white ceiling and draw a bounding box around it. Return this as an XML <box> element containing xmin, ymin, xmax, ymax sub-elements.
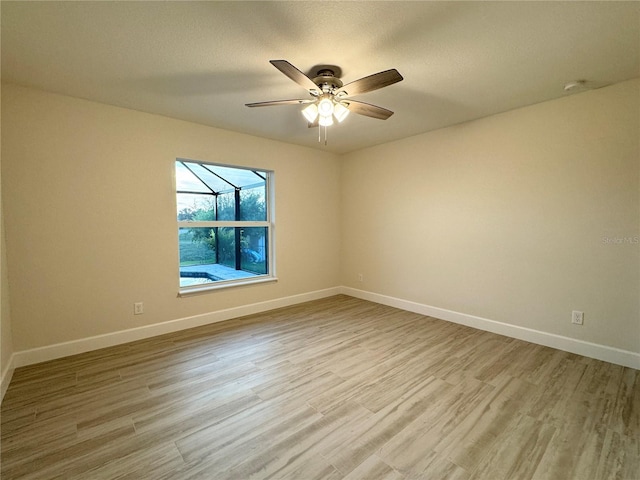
<box><xmin>2</xmin><ymin>1</ymin><xmax>639</xmax><ymax>154</ymax></box>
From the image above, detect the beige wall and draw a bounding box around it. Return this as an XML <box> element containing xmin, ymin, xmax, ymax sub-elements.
<box><xmin>1</xmin><ymin>211</ymin><xmax>13</xmax><ymax>377</ymax></box>
<box><xmin>2</xmin><ymin>79</ymin><xmax>639</xmax><ymax>358</ymax></box>
<box><xmin>1</xmin><ymin>81</ymin><xmax>15</xmax><ymax>378</ymax></box>
<box><xmin>1</xmin><ymin>84</ymin><xmax>341</xmax><ymax>351</ymax></box>
<box><xmin>341</xmin><ymin>79</ymin><xmax>639</xmax><ymax>353</ymax></box>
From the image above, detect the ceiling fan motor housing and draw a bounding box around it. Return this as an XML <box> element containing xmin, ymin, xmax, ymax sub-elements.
<box><xmin>313</xmin><ymin>69</ymin><xmax>343</xmax><ymax>93</ymax></box>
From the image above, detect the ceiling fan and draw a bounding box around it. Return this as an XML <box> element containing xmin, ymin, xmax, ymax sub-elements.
<box><xmin>246</xmin><ymin>60</ymin><xmax>403</xmax><ymax>128</ymax></box>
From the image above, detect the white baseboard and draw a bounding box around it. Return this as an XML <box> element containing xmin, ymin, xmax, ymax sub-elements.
<box><xmin>1</xmin><ymin>353</ymin><xmax>15</xmax><ymax>403</ymax></box>
<box><xmin>11</xmin><ymin>287</ymin><xmax>341</xmax><ymax>369</ymax></box>
<box><xmin>7</xmin><ymin>285</ymin><xmax>638</xmax><ymax>379</ymax></box>
<box><xmin>341</xmin><ymin>287</ymin><xmax>640</xmax><ymax>370</ymax></box>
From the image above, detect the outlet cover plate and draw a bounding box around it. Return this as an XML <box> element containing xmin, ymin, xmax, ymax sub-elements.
<box><xmin>571</xmin><ymin>310</ymin><xmax>584</xmax><ymax>325</ymax></box>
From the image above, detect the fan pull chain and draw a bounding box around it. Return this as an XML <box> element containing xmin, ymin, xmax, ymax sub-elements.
<box><xmin>317</xmin><ymin>125</ymin><xmax>329</xmax><ymax>145</ymax></box>
<box><xmin>314</xmin><ymin>123</ymin><xmax>329</xmax><ymax>146</ymax></box>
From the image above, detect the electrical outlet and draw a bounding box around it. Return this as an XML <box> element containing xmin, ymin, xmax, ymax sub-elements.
<box><xmin>134</xmin><ymin>302</ymin><xmax>144</xmax><ymax>315</ymax></box>
<box><xmin>571</xmin><ymin>310</ymin><xmax>583</xmax><ymax>325</ymax></box>
<box><xmin>358</xmin><ymin>273</ymin><xmax>363</xmax><ymax>282</ymax></box>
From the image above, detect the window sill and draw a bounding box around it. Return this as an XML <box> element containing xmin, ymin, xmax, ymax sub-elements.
<box><xmin>178</xmin><ymin>276</ymin><xmax>278</xmax><ymax>297</ymax></box>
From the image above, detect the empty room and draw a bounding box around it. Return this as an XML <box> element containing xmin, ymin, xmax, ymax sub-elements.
<box><xmin>1</xmin><ymin>2</ymin><xmax>638</xmax><ymax>479</ymax></box>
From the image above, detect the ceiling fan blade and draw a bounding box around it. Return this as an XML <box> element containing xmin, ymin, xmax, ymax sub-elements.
<box><xmin>335</xmin><ymin>69</ymin><xmax>403</xmax><ymax>97</ymax></box>
<box><xmin>345</xmin><ymin>100</ymin><xmax>394</xmax><ymax>120</ymax></box>
<box><xmin>245</xmin><ymin>99</ymin><xmax>314</xmax><ymax>107</ymax></box>
<box><xmin>308</xmin><ymin>118</ymin><xmax>319</xmax><ymax>128</ymax></box>
<box><xmin>270</xmin><ymin>60</ymin><xmax>319</xmax><ymax>93</ymax></box>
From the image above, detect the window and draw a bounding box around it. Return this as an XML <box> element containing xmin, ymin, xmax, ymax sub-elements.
<box><xmin>175</xmin><ymin>159</ymin><xmax>274</xmax><ymax>292</ymax></box>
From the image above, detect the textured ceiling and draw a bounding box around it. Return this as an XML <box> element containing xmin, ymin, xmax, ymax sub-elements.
<box><xmin>2</xmin><ymin>1</ymin><xmax>639</xmax><ymax>154</ymax></box>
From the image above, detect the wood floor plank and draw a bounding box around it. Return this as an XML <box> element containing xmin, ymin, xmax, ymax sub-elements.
<box><xmin>67</xmin><ymin>442</ymin><xmax>186</xmax><ymax>480</ymax></box>
<box><xmin>1</xmin><ymin>420</ymin><xmax>136</xmax><ymax>479</ymax></box>
<box><xmin>175</xmin><ymin>399</ymin><xmax>324</xmax><ymax>465</ymax></box>
<box><xmin>341</xmin><ymin>455</ymin><xmax>404</xmax><ymax>480</ymax></box>
<box><xmin>1</xmin><ymin>295</ymin><xmax>637</xmax><ymax>479</ymax></box>
<box><xmin>531</xmin><ymin>422</ymin><xmax>608</xmax><ymax>480</ymax></box>
<box><xmin>467</xmin><ymin>414</ymin><xmax>556</xmax><ymax>480</ymax></box>
<box><xmin>224</xmin><ymin>400</ymin><xmax>370</xmax><ymax>479</ymax></box>
<box><xmin>377</xmin><ymin>378</ymin><xmax>495</xmax><ymax>476</ymax></box>
<box><xmin>326</xmin><ymin>375</ymin><xmax>453</xmax><ymax>475</ymax></box>
<box><xmin>434</xmin><ymin>377</ymin><xmax>537</xmax><ymax>471</ymax></box>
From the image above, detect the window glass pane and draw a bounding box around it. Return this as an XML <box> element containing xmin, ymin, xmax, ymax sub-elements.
<box><xmin>215</xmin><ymin>226</ymin><xmax>236</xmax><ymax>268</ymax></box>
<box><xmin>178</xmin><ymin>161</ymin><xmax>266</xmax><ymax>193</ymax></box>
<box><xmin>176</xmin><ymin>162</ymin><xmax>211</xmax><ymax>193</ymax></box>
<box><xmin>179</xmin><ymin>227</ymin><xmax>266</xmax><ymax>287</ymax></box>
<box><xmin>176</xmin><ymin>161</ymin><xmax>267</xmax><ymax>222</ymax></box>
<box><xmin>240</xmin><ymin>187</ymin><xmax>267</xmax><ymax>221</ymax></box>
<box><xmin>206</xmin><ymin>164</ymin><xmax>265</xmax><ymax>190</ymax></box>
<box><xmin>177</xmin><ymin>193</ymin><xmax>216</xmax><ymax>221</ymax></box>
<box><xmin>180</xmin><ymin>276</ymin><xmax>215</xmax><ymax>287</ymax></box>
<box><xmin>183</xmin><ymin>162</ymin><xmax>233</xmax><ymax>193</ymax></box>
<box><xmin>240</xmin><ymin>227</ymin><xmax>268</xmax><ymax>274</ymax></box>
<box><xmin>179</xmin><ymin>227</ymin><xmax>216</xmax><ymax>267</ymax></box>
<box><xmin>216</xmin><ymin>192</ymin><xmax>236</xmax><ymax>221</ymax></box>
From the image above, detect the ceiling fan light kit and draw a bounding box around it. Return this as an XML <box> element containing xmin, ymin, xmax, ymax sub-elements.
<box><xmin>246</xmin><ymin>60</ymin><xmax>403</xmax><ymax>144</ymax></box>
<box><xmin>304</xmin><ymin>94</ymin><xmax>350</xmax><ymax>125</ymax></box>
<box><xmin>301</xmin><ymin>103</ymin><xmax>318</xmax><ymax>123</ymax></box>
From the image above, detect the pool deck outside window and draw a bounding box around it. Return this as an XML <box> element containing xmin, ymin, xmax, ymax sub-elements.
<box><xmin>180</xmin><ymin>263</ymin><xmax>257</xmax><ymax>287</ymax></box>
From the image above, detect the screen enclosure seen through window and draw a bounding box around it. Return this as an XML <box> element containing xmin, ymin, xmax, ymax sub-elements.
<box><xmin>176</xmin><ymin>159</ymin><xmax>274</xmax><ymax>291</ymax></box>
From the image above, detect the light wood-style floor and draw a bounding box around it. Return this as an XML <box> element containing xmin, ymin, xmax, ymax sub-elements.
<box><xmin>1</xmin><ymin>295</ymin><xmax>638</xmax><ymax>480</ymax></box>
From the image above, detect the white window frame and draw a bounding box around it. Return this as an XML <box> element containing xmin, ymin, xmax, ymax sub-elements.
<box><xmin>175</xmin><ymin>159</ymin><xmax>276</xmax><ymax>295</ymax></box>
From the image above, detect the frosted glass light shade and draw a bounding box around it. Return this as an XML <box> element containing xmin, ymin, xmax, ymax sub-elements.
<box><xmin>317</xmin><ymin>98</ymin><xmax>334</xmax><ymax>117</ymax></box>
<box><xmin>302</xmin><ymin>103</ymin><xmax>318</xmax><ymax>122</ymax></box>
<box><xmin>318</xmin><ymin>114</ymin><xmax>334</xmax><ymax>126</ymax></box>
<box><xmin>333</xmin><ymin>102</ymin><xmax>350</xmax><ymax>122</ymax></box>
